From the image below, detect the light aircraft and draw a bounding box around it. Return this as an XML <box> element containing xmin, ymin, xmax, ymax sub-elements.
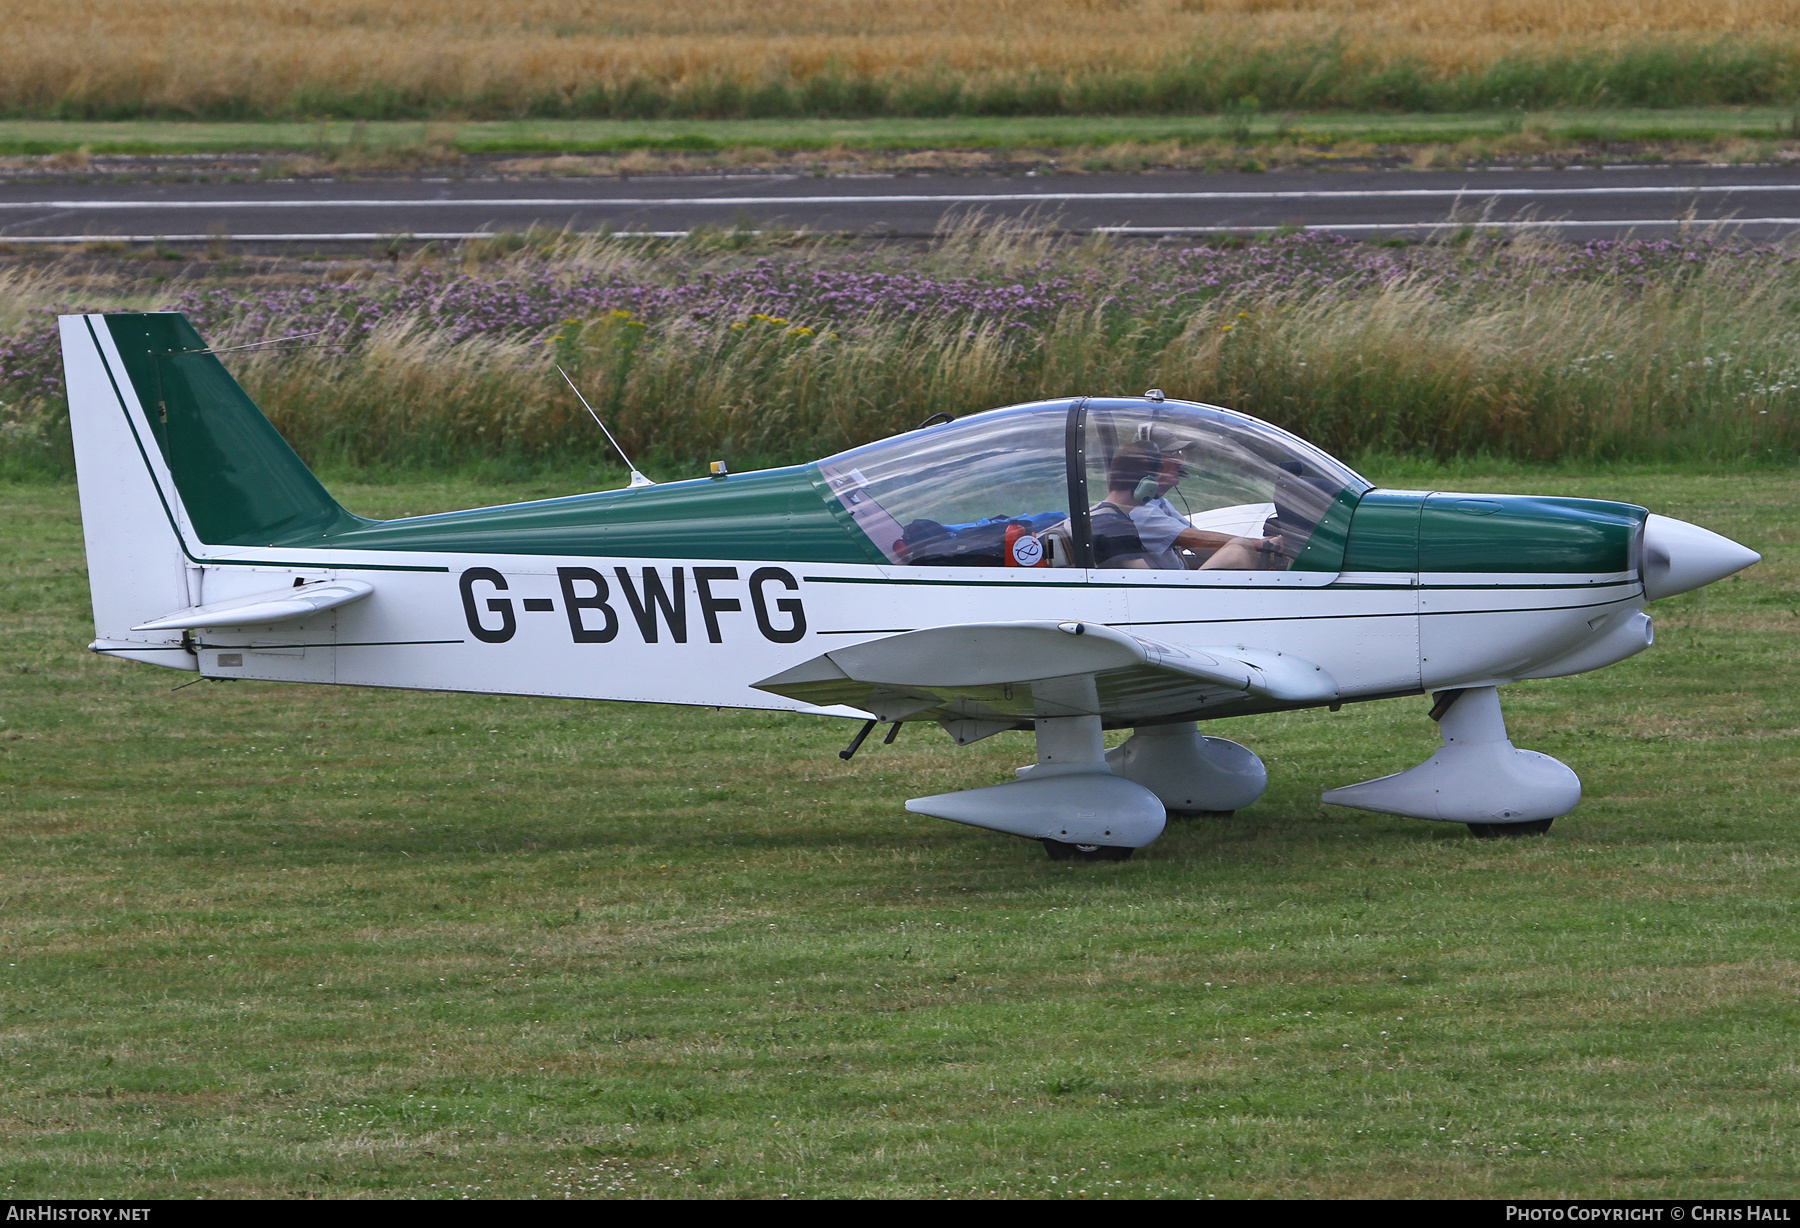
<box><xmin>61</xmin><ymin>312</ymin><xmax>1761</xmax><ymax>860</ymax></box>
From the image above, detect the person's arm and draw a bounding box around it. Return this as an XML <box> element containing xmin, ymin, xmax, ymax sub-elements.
<box><xmin>1188</xmin><ymin>527</ymin><xmax>1289</xmax><ymax>570</ymax></box>
<box><xmin>1174</xmin><ymin>526</ymin><xmax>1285</xmax><ymax>555</ymax></box>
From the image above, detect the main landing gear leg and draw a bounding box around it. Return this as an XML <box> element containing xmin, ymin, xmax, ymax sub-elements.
<box><xmin>905</xmin><ymin>676</ymin><xmax>1166</xmax><ymax>861</ymax></box>
<box><xmin>1320</xmin><ymin>686</ymin><xmax>1580</xmax><ymax>834</ymax></box>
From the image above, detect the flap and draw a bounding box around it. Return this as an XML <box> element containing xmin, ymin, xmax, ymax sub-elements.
<box><xmin>133</xmin><ymin>579</ymin><xmax>374</xmax><ymax>631</ymax></box>
<box><xmin>754</xmin><ymin>620</ymin><xmax>1336</xmax><ymax>728</ymax></box>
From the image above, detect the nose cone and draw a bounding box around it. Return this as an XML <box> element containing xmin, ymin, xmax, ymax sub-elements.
<box><xmin>1641</xmin><ymin>513</ymin><xmax>1761</xmax><ymax>600</ymax></box>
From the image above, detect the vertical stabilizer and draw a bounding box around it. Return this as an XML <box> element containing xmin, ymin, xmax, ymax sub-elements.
<box><xmin>61</xmin><ymin>312</ymin><xmax>367</xmax><ymax>670</ymax></box>
<box><xmin>61</xmin><ymin>314</ymin><xmax>196</xmax><ymax>670</ymax></box>
<box><xmin>98</xmin><ymin>314</ymin><xmax>362</xmax><ymax>547</ymax></box>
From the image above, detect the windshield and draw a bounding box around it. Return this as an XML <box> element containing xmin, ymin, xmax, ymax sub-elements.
<box><xmin>1083</xmin><ymin>399</ymin><xmax>1366</xmax><ymax>571</ymax></box>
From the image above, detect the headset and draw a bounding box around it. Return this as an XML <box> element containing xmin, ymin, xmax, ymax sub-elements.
<box><xmin>1127</xmin><ymin>423</ymin><xmax>1194</xmax><ymax>504</ymax></box>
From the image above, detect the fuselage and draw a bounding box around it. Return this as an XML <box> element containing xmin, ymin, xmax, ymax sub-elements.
<box><xmin>65</xmin><ymin>312</ymin><xmax>1689</xmax><ymax>732</ymax></box>
<box><xmin>156</xmin><ymin>481</ymin><xmax>1650</xmax><ymax>727</ymax></box>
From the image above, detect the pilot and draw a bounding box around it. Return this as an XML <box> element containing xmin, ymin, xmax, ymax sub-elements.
<box><xmin>1095</xmin><ymin>440</ymin><xmax>1286</xmax><ymax>570</ymax></box>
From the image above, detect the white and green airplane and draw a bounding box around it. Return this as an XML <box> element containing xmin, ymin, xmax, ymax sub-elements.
<box><xmin>62</xmin><ymin>312</ymin><xmax>1761</xmax><ymax>860</ymax></box>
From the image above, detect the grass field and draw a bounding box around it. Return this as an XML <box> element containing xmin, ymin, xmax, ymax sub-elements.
<box><xmin>1</xmin><ymin>461</ymin><xmax>1795</xmax><ymax>1198</ymax></box>
<box><xmin>7</xmin><ymin>0</ymin><xmax>1800</xmax><ymax>120</ymax></box>
<box><xmin>8</xmin><ymin>109</ymin><xmax>1800</xmax><ymax>159</ymax></box>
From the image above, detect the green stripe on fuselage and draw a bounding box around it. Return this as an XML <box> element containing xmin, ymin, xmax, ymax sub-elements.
<box><xmin>1346</xmin><ymin>490</ymin><xmax>1645</xmax><ymax>576</ymax></box>
<box><xmin>1420</xmin><ymin>493</ymin><xmax>1645</xmax><ymax>574</ymax></box>
<box><xmin>318</xmin><ymin>465</ymin><xmax>874</xmax><ymax>564</ymax></box>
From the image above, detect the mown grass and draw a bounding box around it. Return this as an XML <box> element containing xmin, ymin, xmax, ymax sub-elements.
<box><xmin>7</xmin><ymin>109</ymin><xmax>1800</xmax><ymax>159</ymax></box>
<box><xmin>0</xmin><ymin>463</ymin><xmax>1795</xmax><ymax>1198</ymax></box>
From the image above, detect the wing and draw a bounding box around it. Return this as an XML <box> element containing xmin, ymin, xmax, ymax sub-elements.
<box><xmin>752</xmin><ymin>620</ymin><xmax>1336</xmax><ymax>738</ymax></box>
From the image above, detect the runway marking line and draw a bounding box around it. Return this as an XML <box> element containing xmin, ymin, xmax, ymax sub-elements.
<box><xmin>5</xmin><ymin>183</ymin><xmax>1800</xmax><ymax>210</ymax></box>
<box><xmin>10</xmin><ymin>219</ymin><xmax>1800</xmax><ymax>243</ymax></box>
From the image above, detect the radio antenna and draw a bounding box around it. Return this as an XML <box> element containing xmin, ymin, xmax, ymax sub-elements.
<box><xmin>556</xmin><ymin>365</ymin><xmax>654</xmax><ymax>489</ymax></box>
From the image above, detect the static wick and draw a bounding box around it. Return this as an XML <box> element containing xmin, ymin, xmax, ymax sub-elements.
<box><xmin>556</xmin><ymin>365</ymin><xmax>654</xmax><ymax>489</ymax></box>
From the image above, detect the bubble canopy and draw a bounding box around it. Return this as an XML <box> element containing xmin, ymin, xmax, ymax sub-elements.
<box><xmin>813</xmin><ymin>398</ymin><xmax>1370</xmax><ymax>572</ymax></box>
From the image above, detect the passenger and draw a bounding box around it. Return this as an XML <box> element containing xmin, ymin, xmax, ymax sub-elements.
<box><xmin>1097</xmin><ymin>442</ymin><xmax>1286</xmax><ymax>570</ymax></box>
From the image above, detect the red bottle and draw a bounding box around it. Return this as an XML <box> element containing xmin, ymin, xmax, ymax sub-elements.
<box><xmin>1005</xmin><ymin>523</ymin><xmax>1047</xmax><ymax>568</ymax></box>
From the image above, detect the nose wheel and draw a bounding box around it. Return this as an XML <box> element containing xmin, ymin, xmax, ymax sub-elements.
<box><xmin>1043</xmin><ymin>839</ymin><xmax>1134</xmax><ymax>861</ymax></box>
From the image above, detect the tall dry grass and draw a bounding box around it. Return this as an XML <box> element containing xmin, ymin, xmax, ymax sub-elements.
<box><xmin>5</xmin><ymin>225</ymin><xmax>1798</xmax><ymax>477</ymax></box>
<box><xmin>226</xmin><ymin>235</ymin><xmax>1800</xmax><ymax>471</ymax></box>
<box><xmin>9</xmin><ymin>0</ymin><xmax>1800</xmax><ymax>119</ymax></box>
<box><xmin>225</xmin><ymin>305</ymin><xmax>1036</xmax><ymax>472</ymax></box>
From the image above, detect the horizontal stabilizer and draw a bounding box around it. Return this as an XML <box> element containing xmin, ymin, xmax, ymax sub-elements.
<box><xmin>133</xmin><ymin>580</ymin><xmax>374</xmax><ymax>631</ymax></box>
<box><xmin>753</xmin><ymin>620</ymin><xmax>1336</xmax><ymax>727</ymax></box>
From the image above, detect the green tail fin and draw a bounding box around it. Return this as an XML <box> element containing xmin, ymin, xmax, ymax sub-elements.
<box><xmin>101</xmin><ymin>313</ymin><xmax>366</xmax><ymax>546</ymax></box>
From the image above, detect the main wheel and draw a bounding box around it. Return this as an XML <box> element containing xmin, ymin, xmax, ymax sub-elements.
<box><xmin>1466</xmin><ymin>818</ymin><xmax>1555</xmax><ymax>839</ymax></box>
<box><xmin>1042</xmin><ymin>839</ymin><xmax>1134</xmax><ymax>862</ymax></box>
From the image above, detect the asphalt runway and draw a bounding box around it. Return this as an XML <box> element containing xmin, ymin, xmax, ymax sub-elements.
<box><xmin>8</xmin><ymin>164</ymin><xmax>1800</xmax><ymax>243</ymax></box>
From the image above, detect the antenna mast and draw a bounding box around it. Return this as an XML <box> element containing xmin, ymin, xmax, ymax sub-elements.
<box><xmin>556</xmin><ymin>365</ymin><xmax>654</xmax><ymax>489</ymax></box>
